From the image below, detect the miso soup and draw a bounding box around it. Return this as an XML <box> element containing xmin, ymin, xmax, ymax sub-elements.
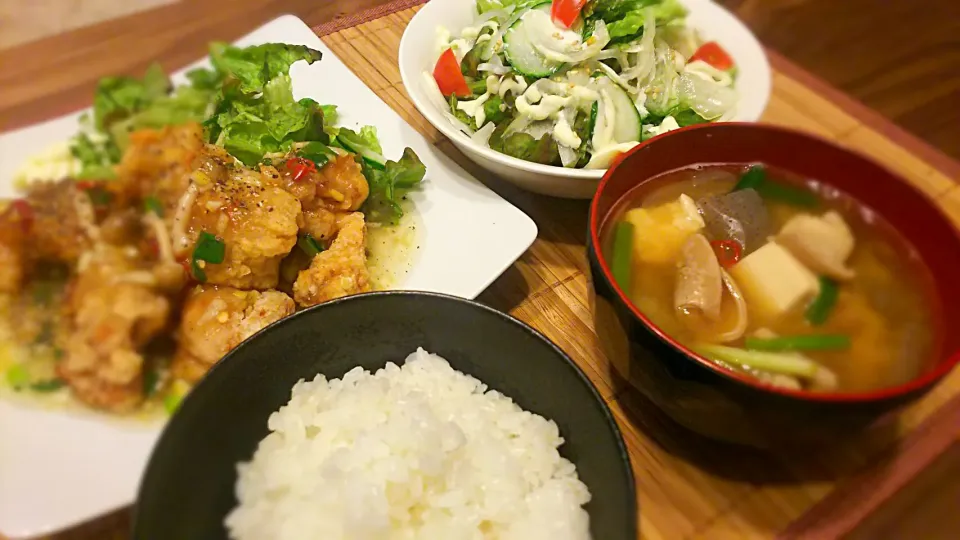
<box><xmin>602</xmin><ymin>164</ymin><xmax>940</xmax><ymax>393</ymax></box>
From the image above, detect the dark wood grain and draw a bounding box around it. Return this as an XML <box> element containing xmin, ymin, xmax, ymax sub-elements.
<box><xmin>717</xmin><ymin>0</ymin><xmax>960</xmax><ymax>160</ymax></box>
<box><xmin>0</xmin><ymin>0</ymin><xmax>394</xmax><ymax>132</ymax></box>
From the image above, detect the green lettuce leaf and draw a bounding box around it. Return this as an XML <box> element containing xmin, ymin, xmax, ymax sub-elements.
<box><xmin>209</xmin><ymin>42</ymin><xmax>322</xmax><ymax>93</ymax></box>
<box><xmin>586</xmin><ymin>0</ymin><xmax>687</xmax><ymax>41</ymax></box>
<box><xmin>361</xmin><ymin>148</ymin><xmax>426</xmax><ymax>224</ymax></box>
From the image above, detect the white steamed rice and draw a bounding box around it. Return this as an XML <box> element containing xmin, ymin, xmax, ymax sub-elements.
<box><xmin>225</xmin><ymin>348</ymin><xmax>592</xmax><ymax>540</ymax></box>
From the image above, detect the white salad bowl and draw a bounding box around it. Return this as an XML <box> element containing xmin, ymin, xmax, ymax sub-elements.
<box><xmin>399</xmin><ymin>0</ymin><xmax>772</xmax><ymax>199</ymax></box>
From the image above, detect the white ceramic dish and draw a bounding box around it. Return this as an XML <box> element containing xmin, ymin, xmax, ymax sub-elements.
<box><xmin>0</xmin><ymin>15</ymin><xmax>537</xmax><ymax>539</ymax></box>
<box><xmin>399</xmin><ymin>0</ymin><xmax>772</xmax><ymax>199</ymax></box>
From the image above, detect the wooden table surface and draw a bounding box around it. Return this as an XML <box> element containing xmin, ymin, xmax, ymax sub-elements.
<box><xmin>2</xmin><ymin>1</ymin><xmax>959</xmax><ymax>539</ymax></box>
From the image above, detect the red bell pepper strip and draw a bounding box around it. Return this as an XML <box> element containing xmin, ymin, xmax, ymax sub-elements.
<box><xmin>433</xmin><ymin>48</ymin><xmax>471</xmax><ymax>97</ymax></box>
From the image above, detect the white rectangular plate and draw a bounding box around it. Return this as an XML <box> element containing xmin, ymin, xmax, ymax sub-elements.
<box><xmin>0</xmin><ymin>15</ymin><xmax>536</xmax><ymax>539</ymax></box>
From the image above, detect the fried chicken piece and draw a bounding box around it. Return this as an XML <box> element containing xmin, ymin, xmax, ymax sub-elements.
<box><xmin>171</xmin><ymin>285</ymin><xmax>295</xmax><ymax>382</ymax></box>
<box><xmin>117</xmin><ymin>123</ymin><xmax>206</xmax><ymax>214</ymax></box>
<box><xmin>300</xmin><ymin>207</ymin><xmax>338</xmax><ymax>242</ymax></box>
<box><xmin>312</xmin><ymin>153</ymin><xmax>369</xmax><ymax>212</ymax></box>
<box><xmin>0</xmin><ymin>207</ymin><xmax>27</xmax><ymax>293</ymax></box>
<box><xmin>293</xmin><ymin>211</ymin><xmax>371</xmax><ymax>307</ymax></box>
<box><xmin>269</xmin><ymin>153</ymin><xmax>369</xmax><ymax>241</ymax></box>
<box><xmin>58</xmin><ymin>246</ymin><xmax>171</xmax><ymax>412</ymax></box>
<box><xmin>175</xmin><ymin>160</ymin><xmax>301</xmax><ymax>290</ymax></box>
<box><xmin>21</xmin><ymin>180</ymin><xmax>98</xmax><ymax>264</ymax></box>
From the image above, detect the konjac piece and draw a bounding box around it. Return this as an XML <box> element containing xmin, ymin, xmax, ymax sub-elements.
<box><xmin>697</xmin><ymin>188</ymin><xmax>770</xmax><ymax>255</ymax></box>
<box><xmin>293</xmin><ymin>211</ymin><xmax>371</xmax><ymax>307</ymax></box>
<box><xmin>172</xmin><ymin>285</ymin><xmax>295</xmax><ymax>383</ymax></box>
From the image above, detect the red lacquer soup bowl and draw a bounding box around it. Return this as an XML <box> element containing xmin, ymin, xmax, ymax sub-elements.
<box><xmin>587</xmin><ymin>123</ymin><xmax>960</xmax><ymax>447</ymax></box>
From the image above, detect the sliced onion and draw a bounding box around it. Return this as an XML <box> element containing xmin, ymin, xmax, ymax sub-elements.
<box><xmin>521</xmin><ymin>119</ymin><xmax>554</xmax><ymax>140</ymax></box>
<box><xmin>684</xmin><ymin>60</ymin><xmax>734</xmax><ymax>87</ymax></box>
<box><xmin>471</xmin><ymin>121</ymin><xmax>497</xmax><ymax>146</ymax></box>
<box><xmin>558</xmin><ymin>144</ymin><xmax>578</xmax><ymax>167</ymax></box>
<box><xmin>480</xmin><ymin>6</ymin><xmax>523</xmax><ymax>60</ymax></box>
<box><xmin>678</xmin><ymin>72</ymin><xmax>738</xmax><ymax>120</ymax></box>
<box><xmin>526</xmin><ymin>12</ymin><xmax>611</xmax><ymax>64</ymax></box>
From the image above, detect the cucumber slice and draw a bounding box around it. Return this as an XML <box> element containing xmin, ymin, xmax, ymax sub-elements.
<box><xmin>503</xmin><ymin>3</ymin><xmax>564</xmax><ymax>78</ymax></box>
<box><xmin>603</xmin><ymin>79</ymin><xmax>642</xmax><ymax>144</ymax></box>
<box><xmin>337</xmin><ymin>131</ymin><xmax>387</xmax><ymax>169</ymax></box>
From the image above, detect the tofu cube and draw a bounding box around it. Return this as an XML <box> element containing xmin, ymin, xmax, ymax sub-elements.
<box><xmin>729</xmin><ymin>242</ymin><xmax>819</xmax><ymax>321</ymax></box>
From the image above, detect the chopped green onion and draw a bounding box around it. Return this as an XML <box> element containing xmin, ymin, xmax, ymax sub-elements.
<box><xmin>611</xmin><ymin>221</ymin><xmax>634</xmax><ymax>290</ymax></box>
<box><xmin>298</xmin><ymin>141</ymin><xmax>334</xmax><ymax>169</ymax></box>
<box><xmin>745</xmin><ymin>334</ymin><xmax>851</xmax><ymax>352</ymax></box>
<box><xmin>732</xmin><ymin>165</ymin><xmax>765</xmax><ymax>191</ymax></box>
<box><xmin>191</xmin><ymin>231</ymin><xmax>225</xmax><ymax>282</ymax></box>
<box><xmin>144</xmin><ymin>195</ymin><xmax>164</xmax><ymax>217</ymax></box>
<box><xmin>164</xmin><ymin>391</ymin><xmax>184</xmax><ymax>415</ymax></box>
<box><xmin>297</xmin><ymin>234</ymin><xmax>323</xmax><ymax>258</ymax></box>
<box><xmin>87</xmin><ymin>187</ymin><xmax>113</xmax><ymax>207</ymax></box>
<box><xmin>806</xmin><ymin>277</ymin><xmax>839</xmax><ymax>325</ymax></box>
<box><xmin>756</xmin><ymin>182</ymin><xmax>818</xmax><ymax>207</ymax></box>
<box><xmin>53</xmin><ymin>348</ymin><xmax>64</xmax><ymax>361</ymax></box>
<box><xmin>732</xmin><ymin>164</ymin><xmax>818</xmax><ymax>207</ymax></box>
<box><xmin>5</xmin><ymin>364</ymin><xmax>30</xmax><ymax>390</ymax></box>
<box><xmin>693</xmin><ymin>344</ymin><xmax>820</xmax><ymax>378</ymax></box>
<box><xmin>143</xmin><ymin>369</ymin><xmax>160</xmax><ymax>396</ymax></box>
<box><xmin>31</xmin><ymin>379</ymin><xmax>65</xmax><ymax>392</ymax></box>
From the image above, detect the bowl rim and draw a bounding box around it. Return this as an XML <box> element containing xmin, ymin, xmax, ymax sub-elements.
<box><xmin>397</xmin><ymin>0</ymin><xmax>771</xmax><ymax>182</ymax></box>
<box><xmin>588</xmin><ymin>121</ymin><xmax>960</xmax><ymax>404</ymax></box>
<box><xmin>134</xmin><ymin>289</ymin><xmax>637</xmax><ymax>533</ymax></box>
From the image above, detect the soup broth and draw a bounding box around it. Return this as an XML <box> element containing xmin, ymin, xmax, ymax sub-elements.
<box><xmin>602</xmin><ymin>164</ymin><xmax>940</xmax><ymax>393</ymax></box>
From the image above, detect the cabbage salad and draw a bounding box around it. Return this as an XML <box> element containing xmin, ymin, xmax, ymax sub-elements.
<box><xmin>423</xmin><ymin>0</ymin><xmax>739</xmax><ymax>169</ymax></box>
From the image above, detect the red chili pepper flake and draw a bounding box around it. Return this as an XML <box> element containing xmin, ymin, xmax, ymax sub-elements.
<box><xmin>285</xmin><ymin>157</ymin><xmax>316</xmax><ymax>182</ymax></box>
<box><xmin>710</xmin><ymin>239</ymin><xmax>743</xmax><ymax>269</ymax></box>
<box><xmin>76</xmin><ymin>180</ymin><xmax>96</xmax><ymax>191</ymax></box>
<box><xmin>180</xmin><ymin>260</ymin><xmax>196</xmax><ymax>283</ymax></box>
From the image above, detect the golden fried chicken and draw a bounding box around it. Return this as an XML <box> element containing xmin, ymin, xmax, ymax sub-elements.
<box><xmin>293</xmin><ymin>211</ymin><xmax>371</xmax><ymax>307</ymax></box>
<box><xmin>171</xmin><ymin>285</ymin><xmax>295</xmax><ymax>382</ymax></box>
<box><xmin>174</xmin><ymin>165</ymin><xmax>301</xmax><ymax>290</ymax></box>
<box><xmin>265</xmin><ymin>153</ymin><xmax>369</xmax><ymax>243</ymax></box>
<box><xmin>272</xmin><ymin>153</ymin><xmax>369</xmax><ymax>213</ymax></box>
<box><xmin>21</xmin><ymin>180</ymin><xmax>99</xmax><ymax>264</ymax></box>
<box><xmin>58</xmin><ymin>245</ymin><xmax>171</xmax><ymax>412</ymax></box>
<box><xmin>117</xmin><ymin>122</ymin><xmax>206</xmax><ymax>214</ymax></box>
<box><xmin>0</xmin><ymin>205</ymin><xmax>28</xmax><ymax>293</ymax></box>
